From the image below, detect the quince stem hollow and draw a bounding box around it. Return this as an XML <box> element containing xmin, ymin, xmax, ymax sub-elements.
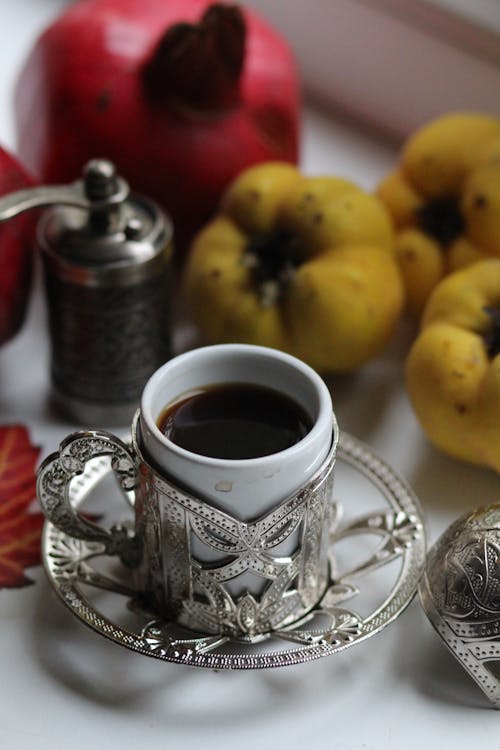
<box><xmin>416</xmin><ymin>196</ymin><xmax>464</xmax><ymax>245</ymax></box>
<box><xmin>483</xmin><ymin>306</ymin><xmax>500</xmax><ymax>359</ymax></box>
<box><xmin>243</xmin><ymin>229</ymin><xmax>305</xmax><ymax>307</ymax></box>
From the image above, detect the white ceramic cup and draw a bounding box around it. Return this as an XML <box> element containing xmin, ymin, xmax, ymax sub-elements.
<box><xmin>139</xmin><ymin>343</ymin><xmax>336</xmax><ymax>520</ymax></box>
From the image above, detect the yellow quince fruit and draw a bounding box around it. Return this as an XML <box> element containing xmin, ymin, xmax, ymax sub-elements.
<box><xmin>406</xmin><ymin>259</ymin><xmax>500</xmax><ymax>471</ymax></box>
<box><xmin>377</xmin><ymin>112</ymin><xmax>500</xmax><ymax>316</ymax></box>
<box><xmin>184</xmin><ymin>162</ymin><xmax>404</xmax><ymax>373</ymax></box>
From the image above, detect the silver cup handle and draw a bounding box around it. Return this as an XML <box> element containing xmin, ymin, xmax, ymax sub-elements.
<box><xmin>37</xmin><ymin>430</ymin><xmax>141</xmax><ymax>568</ymax></box>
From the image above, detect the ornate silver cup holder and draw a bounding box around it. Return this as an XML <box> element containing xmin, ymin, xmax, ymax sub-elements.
<box><xmin>42</xmin><ymin>432</ymin><xmax>426</xmax><ymax>670</ymax></box>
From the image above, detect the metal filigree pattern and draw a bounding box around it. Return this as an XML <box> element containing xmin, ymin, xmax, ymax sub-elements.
<box><xmin>134</xmin><ymin>436</ymin><xmax>336</xmax><ymax>636</ymax></box>
<box><xmin>420</xmin><ymin>504</ymin><xmax>500</xmax><ymax>708</ymax></box>
<box><xmin>37</xmin><ymin>431</ymin><xmax>140</xmax><ymax>566</ymax></box>
<box><xmin>42</xmin><ymin>432</ymin><xmax>426</xmax><ymax>670</ymax></box>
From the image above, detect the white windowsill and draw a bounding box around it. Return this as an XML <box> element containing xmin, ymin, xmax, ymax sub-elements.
<box><xmin>244</xmin><ymin>0</ymin><xmax>500</xmax><ymax>139</ymax></box>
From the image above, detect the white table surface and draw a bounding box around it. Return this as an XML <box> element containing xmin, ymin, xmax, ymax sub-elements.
<box><xmin>1</xmin><ymin>1</ymin><xmax>500</xmax><ymax>747</ymax></box>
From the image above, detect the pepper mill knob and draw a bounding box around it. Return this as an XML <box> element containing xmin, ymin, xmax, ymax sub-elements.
<box><xmin>84</xmin><ymin>159</ymin><xmax>119</xmax><ymax>201</ymax></box>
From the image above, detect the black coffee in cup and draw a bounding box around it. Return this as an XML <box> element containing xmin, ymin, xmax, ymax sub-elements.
<box><xmin>157</xmin><ymin>383</ymin><xmax>312</xmax><ymax>460</ymax></box>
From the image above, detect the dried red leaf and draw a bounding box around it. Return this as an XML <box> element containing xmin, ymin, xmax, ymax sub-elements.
<box><xmin>0</xmin><ymin>424</ymin><xmax>42</xmax><ymax>588</ymax></box>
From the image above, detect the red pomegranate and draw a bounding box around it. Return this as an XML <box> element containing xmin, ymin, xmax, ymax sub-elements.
<box><xmin>15</xmin><ymin>0</ymin><xmax>300</xmax><ymax>251</ymax></box>
<box><xmin>0</xmin><ymin>148</ymin><xmax>35</xmax><ymax>346</ymax></box>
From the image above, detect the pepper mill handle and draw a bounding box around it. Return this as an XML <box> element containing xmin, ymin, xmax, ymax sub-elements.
<box><xmin>0</xmin><ymin>159</ymin><xmax>129</xmax><ymax>221</ymax></box>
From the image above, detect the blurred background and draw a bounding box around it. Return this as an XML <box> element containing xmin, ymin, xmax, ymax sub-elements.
<box><xmin>1</xmin><ymin>0</ymin><xmax>500</xmax><ymax>152</ymax></box>
<box><xmin>245</xmin><ymin>0</ymin><xmax>500</xmax><ymax>137</ymax></box>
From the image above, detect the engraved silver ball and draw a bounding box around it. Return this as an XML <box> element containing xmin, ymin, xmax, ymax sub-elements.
<box><xmin>420</xmin><ymin>503</ymin><xmax>500</xmax><ymax>709</ymax></box>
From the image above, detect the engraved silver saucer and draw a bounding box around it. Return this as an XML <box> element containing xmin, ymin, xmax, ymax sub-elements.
<box><xmin>41</xmin><ymin>432</ymin><xmax>426</xmax><ymax>670</ymax></box>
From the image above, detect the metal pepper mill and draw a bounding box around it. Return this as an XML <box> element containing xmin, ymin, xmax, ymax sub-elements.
<box><xmin>0</xmin><ymin>159</ymin><xmax>173</xmax><ymax>425</ymax></box>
